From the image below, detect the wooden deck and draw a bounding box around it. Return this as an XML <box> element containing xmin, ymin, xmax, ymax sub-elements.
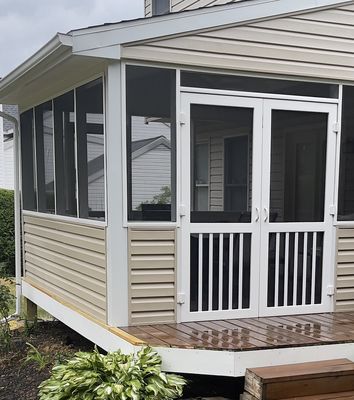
<box><xmin>121</xmin><ymin>312</ymin><xmax>354</xmax><ymax>351</ymax></box>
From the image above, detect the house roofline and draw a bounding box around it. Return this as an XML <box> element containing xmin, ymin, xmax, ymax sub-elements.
<box><xmin>70</xmin><ymin>0</ymin><xmax>354</xmax><ymax>53</ymax></box>
<box><xmin>1</xmin><ymin>0</ymin><xmax>353</xmax><ymax>99</ymax></box>
<box><xmin>0</xmin><ymin>33</ymin><xmax>72</xmax><ymax>97</ymax></box>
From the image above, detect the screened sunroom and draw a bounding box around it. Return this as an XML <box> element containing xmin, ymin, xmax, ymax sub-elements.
<box><xmin>3</xmin><ymin>0</ymin><xmax>354</xmax><ymax>377</ymax></box>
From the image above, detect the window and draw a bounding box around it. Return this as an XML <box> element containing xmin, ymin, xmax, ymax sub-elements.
<box><xmin>269</xmin><ymin>110</ymin><xmax>327</xmax><ymax>222</ymax></box>
<box><xmin>54</xmin><ymin>91</ymin><xmax>77</xmax><ymax>217</ymax></box>
<box><xmin>193</xmin><ymin>143</ymin><xmax>209</xmax><ymax>211</ymax></box>
<box><xmin>152</xmin><ymin>0</ymin><xmax>170</xmax><ymax>16</ymax></box>
<box><xmin>20</xmin><ymin>77</ymin><xmax>105</xmax><ymax>220</ymax></box>
<box><xmin>224</xmin><ymin>136</ymin><xmax>249</xmax><ymax>212</ymax></box>
<box><xmin>76</xmin><ymin>79</ymin><xmax>105</xmax><ymax>220</ymax></box>
<box><xmin>338</xmin><ymin>86</ymin><xmax>354</xmax><ymax>220</ymax></box>
<box><xmin>181</xmin><ymin>71</ymin><xmax>339</xmax><ymax>98</ymax></box>
<box><xmin>35</xmin><ymin>101</ymin><xmax>55</xmax><ymax>213</ymax></box>
<box><xmin>191</xmin><ymin>104</ymin><xmax>253</xmax><ymax>223</ymax></box>
<box><xmin>126</xmin><ymin>65</ymin><xmax>176</xmax><ymax>221</ymax></box>
<box><xmin>20</xmin><ymin>109</ymin><xmax>36</xmax><ymax>210</ymax></box>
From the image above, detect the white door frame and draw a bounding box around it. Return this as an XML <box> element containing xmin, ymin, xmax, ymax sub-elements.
<box><xmin>178</xmin><ymin>93</ymin><xmax>338</xmax><ymax>322</ymax></box>
<box><xmin>259</xmin><ymin>99</ymin><xmax>337</xmax><ymax>316</ymax></box>
<box><xmin>179</xmin><ymin>93</ymin><xmax>263</xmax><ymax>322</ymax></box>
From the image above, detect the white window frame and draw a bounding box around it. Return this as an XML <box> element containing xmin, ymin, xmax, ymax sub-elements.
<box><xmin>19</xmin><ymin>73</ymin><xmax>107</xmax><ymax>225</ymax></box>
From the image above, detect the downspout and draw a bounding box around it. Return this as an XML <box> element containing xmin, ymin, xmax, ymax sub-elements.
<box><xmin>0</xmin><ymin>111</ymin><xmax>21</xmax><ymax>316</ymax></box>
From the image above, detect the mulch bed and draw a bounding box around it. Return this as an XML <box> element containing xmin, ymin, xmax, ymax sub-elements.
<box><xmin>0</xmin><ymin>320</ymin><xmax>240</xmax><ymax>399</ymax></box>
<box><xmin>0</xmin><ymin>320</ymin><xmax>94</xmax><ymax>400</ymax></box>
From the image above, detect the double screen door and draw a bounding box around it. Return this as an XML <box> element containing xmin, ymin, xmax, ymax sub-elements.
<box><xmin>179</xmin><ymin>92</ymin><xmax>337</xmax><ymax>322</ymax></box>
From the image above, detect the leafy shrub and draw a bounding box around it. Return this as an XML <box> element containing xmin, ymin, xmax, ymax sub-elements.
<box><xmin>0</xmin><ymin>189</ymin><xmax>15</xmax><ymax>276</ymax></box>
<box><xmin>39</xmin><ymin>346</ymin><xmax>186</xmax><ymax>399</ymax></box>
<box><xmin>0</xmin><ymin>280</ymin><xmax>15</xmax><ymax>350</ymax></box>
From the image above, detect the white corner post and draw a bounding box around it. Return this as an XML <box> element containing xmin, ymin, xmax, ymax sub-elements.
<box><xmin>0</xmin><ymin>111</ymin><xmax>21</xmax><ymax>316</ymax></box>
<box><xmin>105</xmin><ymin>61</ymin><xmax>129</xmax><ymax>327</ymax></box>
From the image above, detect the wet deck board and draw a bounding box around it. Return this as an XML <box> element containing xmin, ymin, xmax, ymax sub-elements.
<box><xmin>121</xmin><ymin>312</ymin><xmax>354</xmax><ymax>351</ymax></box>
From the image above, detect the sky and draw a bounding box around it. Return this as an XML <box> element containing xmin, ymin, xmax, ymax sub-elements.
<box><xmin>0</xmin><ymin>0</ymin><xmax>143</xmax><ymax>77</ymax></box>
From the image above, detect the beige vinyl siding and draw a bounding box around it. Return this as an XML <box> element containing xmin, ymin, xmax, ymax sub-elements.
<box><xmin>23</xmin><ymin>215</ymin><xmax>107</xmax><ymax>322</ymax></box>
<box><xmin>145</xmin><ymin>0</ymin><xmax>152</xmax><ymax>17</ymax></box>
<box><xmin>123</xmin><ymin>4</ymin><xmax>354</xmax><ymax>82</ymax></box>
<box><xmin>171</xmin><ymin>0</ymin><xmax>241</xmax><ymax>13</ymax></box>
<box><xmin>128</xmin><ymin>229</ymin><xmax>176</xmax><ymax>325</ymax></box>
<box><xmin>336</xmin><ymin>228</ymin><xmax>354</xmax><ymax>312</ymax></box>
<box><xmin>209</xmin><ymin>136</ymin><xmax>223</xmax><ymax>210</ymax></box>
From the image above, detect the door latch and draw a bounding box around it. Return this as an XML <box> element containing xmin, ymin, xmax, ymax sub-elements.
<box><xmin>179</xmin><ymin>112</ymin><xmax>186</xmax><ymax>126</ymax></box>
<box><xmin>177</xmin><ymin>293</ymin><xmax>186</xmax><ymax>305</ymax></box>
<box><xmin>327</xmin><ymin>285</ymin><xmax>335</xmax><ymax>297</ymax></box>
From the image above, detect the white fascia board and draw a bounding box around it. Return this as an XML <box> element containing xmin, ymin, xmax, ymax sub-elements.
<box><xmin>75</xmin><ymin>44</ymin><xmax>121</xmax><ymax>59</ymax></box>
<box><xmin>71</xmin><ymin>0</ymin><xmax>354</xmax><ymax>54</ymax></box>
<box><xmin>0</xmin><ymin>33</ymin><xmax>72</xmax><ymax>95</ymax></box>
<box><xmin>22</xmin><ymin>281</ymin><xmax>135</xmax><ymax>354</ymax></box>
<box><xmin>156</xmin><ymin>343</ymin><xmax>354</xmax><ymax>377</ymax></box>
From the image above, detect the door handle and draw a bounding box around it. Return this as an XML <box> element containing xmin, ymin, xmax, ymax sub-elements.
<box><xmin>255</xmin><ymin>207</ymin><xmax>260</xmax><ymax>222</ymax></box>
<box><xmin>264</xmin><ymin>207</ymin><xmax>269</xmax><ymax>222</ymax></box>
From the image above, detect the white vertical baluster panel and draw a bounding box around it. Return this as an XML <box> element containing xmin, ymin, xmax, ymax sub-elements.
<box><xmin>311</xmin><ymin>232</ymin><xmax>317</xmax><ymax>305</ymax></box>
<box><xmin>198</xmin><ymin>233</ymin><xmax>203</xmax><ymax>311</ymax></box>
<box><xmin>274</xmin><ymin>233</ymin><xmax>280</xmax><ymax>307</ymax></box>
<box><xmin>284</xmin><ymin>232</ymin><xmax>289</xmax><ymax>307</ymax></box>
<box><xmin>238</xmin><ymin>234</ymin><xmax>244</xmax><ymax>309</ymax></box>
<box><xmin>293</xmin><ymin>232</ymin><xmax>299</xmax><ymax>306</ymax></box>
<box><xmin>302</xmin><ymin>232</ymin><xmax>308</xmax><ymax>305</ymax></box>
<box><xmin>228</xmin><ymin>233</ymin><xmax>234</xmax><ymax>310</ymax></box>
<box><xmin>219</xmin><ymin>233</ymin><xmax>224</xmax><ymax>310</ymax></box>
<box><xmin>208</xmin><ymin>233</ymin><xmax>213</xmax><ymax>311</ymax></box>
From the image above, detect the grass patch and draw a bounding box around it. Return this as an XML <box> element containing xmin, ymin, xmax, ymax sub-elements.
<box><xmin>0</xmin><ymin>277</ymin><xmax>15</xmax><ymax>316</ymax></box>
<box><xmin>0</xmin><ymin>278</ymin><xmax>52</xmax><ymax>320</ymax></box>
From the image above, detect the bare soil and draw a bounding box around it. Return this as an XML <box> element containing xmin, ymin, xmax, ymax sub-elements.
<box><xmin>0</xmin><ymin>320</ymin><xmax>94</xmax><ymax>400</ymax></box>
<box><xmin>0</xmin><ymin>320</ymin><xmax>240</xmax><ymax>400</ymax></box>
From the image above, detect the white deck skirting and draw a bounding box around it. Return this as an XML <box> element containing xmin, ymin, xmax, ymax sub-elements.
<box><xmin>22</xmin><ymin>281</ymin><xmax>354</xmax><ymax>377</ymax></box>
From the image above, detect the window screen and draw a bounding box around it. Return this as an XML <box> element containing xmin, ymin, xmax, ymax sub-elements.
<box><xmin>76</xmin><ymin>78</ymin><xmax>105</xmax><ymax>220</ymax></box>
<box><xmin>20</xmin><ymin>78</ymin><xmax>105</xmax><ymax>220</ymax></box>
<box><xmin>54</xmin><ymin>91</ymin><xmax>77</xmax><ymax>217</ymax></box>
<box><xmin>126</xmin><ymin>65</ymin><xmax>176</xmax><ymax>221</ymax></box>
<box><xmin>20</xmin><ymin>109</ymin><xmax>37</xmax><ymax>211</ymax></box>
<box><xmin>191</xmin><ymin>104</ymin><xmax>253</xmax><ymax>223</ymax></box>
<box><xmin>338</xmin><ymin>86</ymin><xmax>354</xmax><ymax>221</ymax></box>
<box><xmin>181</xmin><ymin>71</ymin><xmax>338</xmax><ymax>98</ymax></box>
<box><xmin>35</xmin><ymin>101</ymin><xmax>55</xmax><ymax>213</ymax></box>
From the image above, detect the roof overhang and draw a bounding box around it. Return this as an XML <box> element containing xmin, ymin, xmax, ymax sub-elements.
<box><xmin>0</xmin><ymin>33</ymin><xmax>107</xmax><ymax>108</ymax></box>
<box><xmin>70</xmin><ymin>0</ymin><xmax>354</xmax><ymax>52</ymax></box>
<box><xmin>1</xmin><ymin>0</ymin><xmax>353</xmax><ymax>105</ymax></box>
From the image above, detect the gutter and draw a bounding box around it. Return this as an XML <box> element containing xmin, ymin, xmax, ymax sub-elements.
<box><xmin>0</xmin><ymin>33</ymin><xmax>73</xmax><ymax>96</ymax></box>
<box><xmin>0</xmin><ymin>111</ymin><xmax>21</xmax><ymax>316</ymax></box>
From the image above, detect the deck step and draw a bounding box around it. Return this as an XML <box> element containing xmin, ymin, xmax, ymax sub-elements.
<box><xmin>244</xmin><ymin>359</ymin><xmax>354</xmax><ymax>400</ymax></box>
<box><xmin>241</xmin><ymin>391</ymin><xmax>354</xmax><ymax>400</ymax></box>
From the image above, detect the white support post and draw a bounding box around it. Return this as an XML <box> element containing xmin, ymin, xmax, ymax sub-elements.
<box><xmin>105</xmin><ymin>61</ymin><xmax>129</xmax><ymax>327</ymax></box>
<box><xmin>0</xmin><ymin>110</ymin><xmax>22</xmax><ymax>316</ymax></box>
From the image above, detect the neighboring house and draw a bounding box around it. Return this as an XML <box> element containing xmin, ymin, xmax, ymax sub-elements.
<box><xmin>0</xmin><ymin>104</ymin><xmax>17</xmax><ymax>190</ymax></box>
<box><xmin>131</xmin><ymin>116</ymin><xmax>171</xmax><ymax>209</ymax></box>
<box><xmin>3</xmin><ymin>0</ymin><xmax>354</xmax><ymax>378</ymax></box>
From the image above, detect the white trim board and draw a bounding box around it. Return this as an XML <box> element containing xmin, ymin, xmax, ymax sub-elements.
<box><xmin>71</xmin><ymin>0</ymin><xmax>354</xmax><ymax>47</ymax></box>
<box><xmin>22</xmin><ymin>281</ymin><xmax>134</xmax><ymax>354</ymax></box>
<box><xmin>157</xmin><ymin>343</ymin><xmax>354</xmax><ymax>377</ymax></box>
<box><xmin>22</xmin><ymin>281</ymin><xmax>354</xmax><ymax>377</ymax></box>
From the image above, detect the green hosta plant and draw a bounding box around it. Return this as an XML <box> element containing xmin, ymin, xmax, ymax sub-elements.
<box><xmin>38</xmin><ymin>345</ymin><xmax>186</xmax><ymax>400</ymax></box>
